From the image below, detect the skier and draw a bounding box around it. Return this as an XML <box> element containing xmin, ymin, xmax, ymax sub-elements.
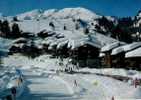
<box><xmin>74</xmin><ymin>80</ymin><xmax>77</xmax><ymax>87</ymax></box>
<box><xmin>134</xmin><ymin>78</ymin><xmax>140</xmax><ymax>88</ymax></box>
<box><xmin>111</xmin><ymin>96</ymin><xmax>114</xmax><ymax>100</ymax></box>
<box><xmin>11</xmin><ymin>87</ymin><xmax>16</xmax><ymax>100</ymax></box>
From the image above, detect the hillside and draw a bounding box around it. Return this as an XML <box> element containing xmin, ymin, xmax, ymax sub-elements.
<box><xmin>0</xmin><ymin>7</ymin><xmax>140</xmax><ymax>44</ymax></box>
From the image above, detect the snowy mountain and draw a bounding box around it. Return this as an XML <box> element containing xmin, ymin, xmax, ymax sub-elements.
<box><xmin>17</xmin><ymin>9</ymin><xmax>43</xmax><ymax>20</ymax></box>
<box><xmin>16</xmin><ymin>7</ymin><xmax>101</xmax><ymax>21</ymax></box>
<box><xmin>0</xmin><ymin>7</ymin><xmax>140</xmax><ymax>43</ymax></box>
<box><xmin>2</xmin><ymin>7</ymin><xmax>141</xmax><ymax>59</ymax></box>
<box><xmin>0</xmin><ymin>7</ymin><xmax>141</xmax><ymax>52</ymax></box>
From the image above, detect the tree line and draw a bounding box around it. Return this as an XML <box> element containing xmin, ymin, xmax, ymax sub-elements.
<box><xmin>0</xmin><ymin>19</ymin><xmax>21</xmax><ymax>38</ymax></box>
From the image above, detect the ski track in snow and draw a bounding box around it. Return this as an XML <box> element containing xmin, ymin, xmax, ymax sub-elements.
<box><xmin>52</xmin><ymin>76</ymin><xmax>74</xmax><ymax>95</ymax></box>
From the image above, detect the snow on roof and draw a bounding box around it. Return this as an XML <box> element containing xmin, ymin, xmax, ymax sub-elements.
<box><xmin>69</xmin><ymin>39</ymin><xmax>86</xmax><ymax>50</ymax></box>
<box><xmin>125</xmin><ymin>47</ymin><xmax>141</xmax><ymax>58</ymax></box>
<box><xmin>123</xmin><ymin>42</ymin><xmax>141</xmax><ymax>51</ymax></box>
<box><xmin>101</xmin><ymin>42</ymin><xmax>122</xmax><ymax>52</ymax></box>
<box><xmin>42</xmin><ymin>37</ymin><xmax>56</xmax><ymax>45</ymax></box>
<box><xmin>12</xmin><ymin>38</ymin><xmax>27</xmax><ymax>44</ymax></box>
<box><xmin>99</xmin><ymin>53</ymin><xmax>105</xmax><ymax>57</ymax></box>
<box><xmin>12</xmin><ymin>43</ymin><xmax>25</xmax><ymax>48</ymax></box>
<box><xmin>41</xmin><ymin>29</ymin><xmax>102</xmax><ymax>50</ymax></box>
<box><xmin>112</xmin><ymin>42</ymin><xmax>141</xmax><ymax>55</ymax></box>
<box><xmin>90</xmin><ymin>31</ymin><xmax>119</xmax><ymax>46</ymax></box>
<box><xmin>111</xmin><ymin>46</ymin><xmax>124</xmax><ymax>55</ymax></box>
<box><xmin>57</xmin><ymin>40</ymin><xmax>68</xmax><ymax>49</ymax></box>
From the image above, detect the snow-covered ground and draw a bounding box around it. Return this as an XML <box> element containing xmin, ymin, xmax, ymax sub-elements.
<box><xmin>1</xmin><ymin>54</ymin><xmax>141</xmax><ymax>100</ymax></box>
<box><xmin>0</xmin><ymin>67</ymin><xmax>26</xmax><ymax>98</ymax></box>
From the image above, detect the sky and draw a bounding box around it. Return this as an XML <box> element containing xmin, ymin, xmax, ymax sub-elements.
<box><xmin>0</xmin><ymin>0</ymin><xmax>141</xmax><ymax>17</ymax></box>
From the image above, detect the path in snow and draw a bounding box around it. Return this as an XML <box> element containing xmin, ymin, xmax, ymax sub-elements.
<box><xmin>18</xmin><ymin>69</ymin><xmax>78</xmax><ymax>100</ymax></box>
<box><xmin>61</xmin><ymin>74</ymin><xmax>141</xmax><ymax>100</ymax></box>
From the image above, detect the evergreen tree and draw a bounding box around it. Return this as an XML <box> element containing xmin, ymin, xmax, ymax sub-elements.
<box><xmin>11</xmin><ymin>23</ymin><xmax>21</xmax><ymax>38</ymax></box>
<box><xmin>1</xmin><ymin>20</ymin><xmax>11</xmax><ymax>37</ymax></box>
<box><xmin>64</xmin><ymin>25</ymin><xmax>67</xmax><ymax>30</ymax></box>
<box><xmin>0</xmin><ymin>20</ymin><xmax>2</xmax><ymax>31</ymax></box>
<box><xmin>75</xmin><ymin>23</ymin><xmax>80</xmax><ymax>30</ymax></box>
<box><xmin>49</xmin><ymin>22</ymin><xmax>55</xmax><ymax>30</ymax></box>
<box><xmin>13</xmin><ymin>16</ymin><xmax>18</xmax><ymax>22</ymax></box>
<box><xmin>84</xmin><ymin>27</ymin><xmax>89</xmax><ymax>34</ymax></box>
<box><xmin>97</xmin><ymin>16</ymin><xmax>114</xmax><ymax>33</ymax></box>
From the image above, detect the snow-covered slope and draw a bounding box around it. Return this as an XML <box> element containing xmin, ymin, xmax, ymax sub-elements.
<box><xmin>16</xmin><ymin>7</ymin><xmax>101</xmax><ymax>21</ymax></box>
<box><xmin>51</xmin><ymin>7</ymin><xmax>100</xmax><ymax>21</ymax></box>
<box><xmin>42</xmin><ymin>9</ymin><xmax>57</xmax><ymax>18</ymax></box>
<box><xmin>5</xmin><ymin>7</ymin><xmax>119</xmax><ymax>50</ymax></box>
<box><xmin>17</xmin><ymin>9</ymin><xmax>43</xmax><ymax>20</ymax></box>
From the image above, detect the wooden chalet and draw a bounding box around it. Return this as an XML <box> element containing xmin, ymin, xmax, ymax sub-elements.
<box><xmin>101</xmin><ymin>42</ymin><xmax>141</xmax><ymax>69</ymax></box>
<box><xmin>69</xmin><ymin>42</ymin><xmax>101</xmax><ymax>68</ymax></box>
<box><xmin>125</xmin><ymin>47</ymin><xmax>141</xmax><ymax>70</ymax></box>
<box><xmin>100</xmin><ymin>42</ymin><xmax>122</xmax><ymax>67</ymax></box>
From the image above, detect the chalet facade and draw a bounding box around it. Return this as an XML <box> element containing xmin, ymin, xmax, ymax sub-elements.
<box><xmin>125</xmin><ymin>47</ymin><xmax>141</xmax><ymax>70</ymax></box>
<box><xmin>100</xmin><ymin>42</ymin><xmax>141</xmax><ymax>69</ymax></box>
<box><xmin>70</xmin><ymin>43</ymin><xmax>100</xmax><ymax>68</ymax></box>
<box><xmin>100</xmin><ymin>42</ymin><xmax>123</xmax><ymax>67</ymax></box>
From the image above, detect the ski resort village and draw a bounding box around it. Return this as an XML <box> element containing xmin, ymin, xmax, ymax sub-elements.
<box><xmin>0</xmin><ymin>7</ymin><xmax>141</xmax><ymax>100</ymax></box>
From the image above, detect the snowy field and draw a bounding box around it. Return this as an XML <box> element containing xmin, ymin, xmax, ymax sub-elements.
<box><xmin>1</xmin><ymin>54</ymin><xmax>141</xmax><ymax>100</ymax></box>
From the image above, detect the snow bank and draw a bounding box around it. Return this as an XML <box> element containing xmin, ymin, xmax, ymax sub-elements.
<box><xmin>79</xmin><ymin>68</ymin><xmax>141</xmax><ymax>80</ymax></box>
<box><xmin>0</xmin><ymin>68</ymin><xmax>25</xmax><ymax>98</ymax></box>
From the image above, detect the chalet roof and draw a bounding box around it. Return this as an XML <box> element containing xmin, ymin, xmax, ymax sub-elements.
<box><xmin>42</xmin><ymin>31</ymin><xmax>103</xmax><ymax>50</ymax></box>
<box><xmin>125</xmin><ymin>47</ymin><xmax>141</xmax><ymax>58</ymax></box>
<box><xmin>68</xmin><ymin>37</ymin><xmax>101</xmax><ymax>50</ymax></box>
<box><xmin>101</xmin><ymin>42</ymin><xmax>125</xmax><ymax>53</ymax></box>
<box><xmin>41</xmin><ymin>30</ymin><xmax>121</xmax><ymax>51</ymax></box>
<box><xmin>111</xmin><ymin>42</ymin><xmax>141</xmax><ymax>55</ymax></box>
<box><xmin>12</xmin><ymin>38</ymin><xmax>27</xmax><ymax>44</ymax></box>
